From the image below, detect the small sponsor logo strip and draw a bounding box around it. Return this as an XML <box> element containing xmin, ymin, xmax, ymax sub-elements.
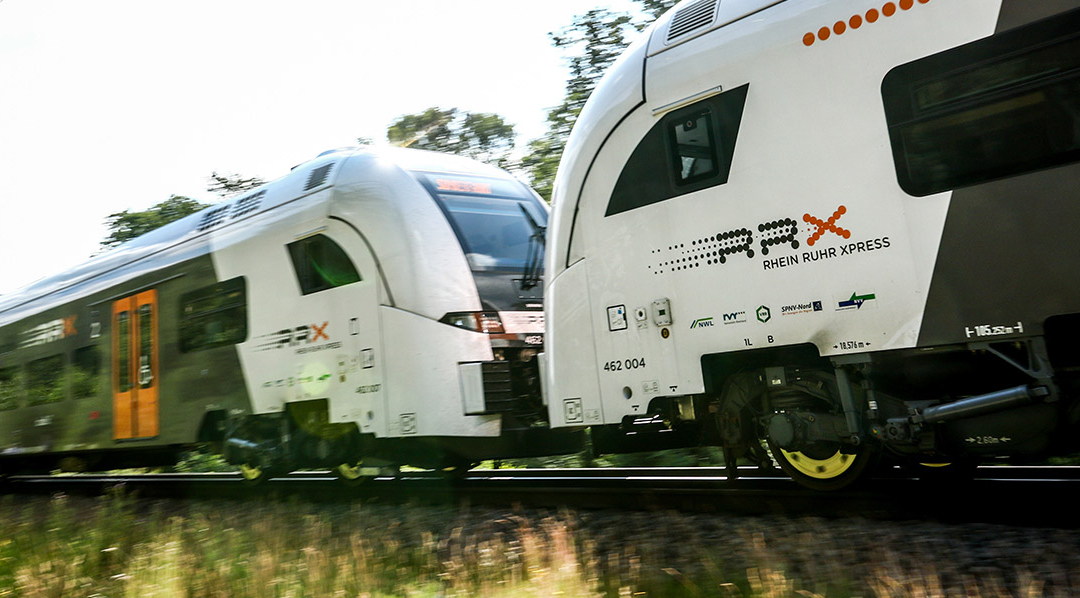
<box><xmin>690</xmin><ymin>317</ymin><xmax>714</xmax><ymax>329</ymax></box>
<box><xmin>836</xmin><ymin>292</ymin><xmax>876</xmax><ymax>311</ymax></box>
<box><xmin>756</xmin><ymin>305</ymin><xmax>771</xmax><ymax>323</ymax></box>
<box><xmin>722</xmin><ymin>311</ymin><xmax>747</xmax><ymax>325</ymax></box>
<box><xmin>781</xmin><ymin>301</ymin><xmax>823</xmax><ymax>316</ymax></box>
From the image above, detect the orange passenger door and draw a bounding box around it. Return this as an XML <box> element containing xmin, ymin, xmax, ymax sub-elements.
<box><xmin>112</xmin><ymin>290</ymin><xmax>159</xmax><ymax>440</ymax></box>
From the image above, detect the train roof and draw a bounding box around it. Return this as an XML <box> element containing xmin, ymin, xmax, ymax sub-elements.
<box><xmin>648</xmin><ymin>0</ymin><xmax>785</xmax><ymax>56</ymax></box>
<box><xmin>0</xmin><ymin>146</ymin><xmax>514</xmax><ymax>325</ymax></box>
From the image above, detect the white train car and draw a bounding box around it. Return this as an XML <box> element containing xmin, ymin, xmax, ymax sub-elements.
<box><xmin>0</xmin><ymin>147</ymin><xmax>579</xmax><ymax>481</ymax></box>
<box><xmin>544</xmin><ymin>0</ymin><xmax>1080</xmax><ymax>488</ymax></box>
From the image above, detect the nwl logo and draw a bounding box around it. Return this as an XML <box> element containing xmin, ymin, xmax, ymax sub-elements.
<box><xmin>690</xmin><ymin>317</ymin><xmax>714</xmax><ymax>329</ymax></box>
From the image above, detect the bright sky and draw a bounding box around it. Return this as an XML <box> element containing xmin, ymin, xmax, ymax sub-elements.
<box><xmin>0</xmin><ymin>0</ymin><xmax>644</xmax><ymax>295</ymax></box>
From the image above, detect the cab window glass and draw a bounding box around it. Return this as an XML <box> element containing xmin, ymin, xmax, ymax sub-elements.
<box><xmin>179</xmin><ymin>277</ymin><xmax>248</xmax><ymax>353</ymax></box>
<box><xmin>27</xmin><ymin>355</ymin><xmax>65</xmax><ymax>405</ymax></box>
<box><xmin>287</xmin><ymin>235</ymin><xmax>362</xmax><ymax>295</ymax></box>
<box><xmin>671</xmin><ymin>110</ymin><xmax>719</xmax><ymax>184</ymax></box>
<box><xmin>607</xmin><ymin>84</ymin><xmax>748</xmax><ymax>217</ymax></box>
<box><xmin>415</xmin><ymin>173</ymin><xmax>547</xmax><ymax>273</ymax></box>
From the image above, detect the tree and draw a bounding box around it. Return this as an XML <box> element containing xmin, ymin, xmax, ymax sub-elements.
<box><xmin>522</xmin><ymin>1</ymin><xmax>676</xmax><ymax>200</ymax></box>
<box><xmin>385</xmin><ymin>107</ymin><xmax>517</xmax><ymax>168</ymax></box>
<box><xmin>208</xmin><ymin>171</ymin><xmax>265</xmax><ymax>198</ymax></box>
<box><xmin>101</xmin><ymin>195</ymin><xmax>209</xmax><ymax>249</ymax></box>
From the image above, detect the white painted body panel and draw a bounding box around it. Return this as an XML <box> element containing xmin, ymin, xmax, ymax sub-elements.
<box><xmin>204</xmin><ymin>147</ymin><xmax>516</xmax><ymax>438</ymax></box>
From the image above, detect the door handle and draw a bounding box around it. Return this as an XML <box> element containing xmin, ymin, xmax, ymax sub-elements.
<box><xmin>139</xmin><ymin>355</ymin><xmax>153</xmax><ymax>387</ymax></box>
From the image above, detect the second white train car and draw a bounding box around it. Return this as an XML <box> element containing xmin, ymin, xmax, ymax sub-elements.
<box><xmin>0</xmin><ymin>146</ymin><xmax>579</xmax><ymax>481</ymax></box>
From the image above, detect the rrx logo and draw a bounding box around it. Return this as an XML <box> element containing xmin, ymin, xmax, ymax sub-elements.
<box><xmin>704</xmin><ymin>205</ymin><xmax>851</xmax><ymax>263</ymax></box>
<box><xmin>267</xmin><ymin>322</ymin><xmax>329</xmax><ymax>348</ymax></box>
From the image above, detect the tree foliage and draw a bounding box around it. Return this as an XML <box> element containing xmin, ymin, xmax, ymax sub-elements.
<box><xmin>101</xmin><ymin>195</ymin><xmax>209</xmax><ymax>249</ymax></box>
<box><xmin>386</xmin><ymin>107</ymin><xmax>517</xmax><ymax>168</ymax></box>
<box><xmin>101</xmin><ymin>169</ymin><xmax>263</xmax><ymax>249</ymax></box>
<box><xmin>208</xmin><ymin>171</ymin><xmax>265</xmax><ymax>198</ymax></box>
<box><xmin>522</xmin><ymin>0</ymin><xmax>676</xmax><ymax>200</ymax></box>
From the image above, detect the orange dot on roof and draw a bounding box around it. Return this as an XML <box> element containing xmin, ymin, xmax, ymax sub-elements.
<box><xmin>883</xmin><ymin>2</ymin><xmax>897</xmax><ymax>16</ymax></box>
<box><xmin>850</xmin><ymin>14</ymin><xmax>863</xmax><ymax>28</ymax></box>
<box><xmin>866</xmin><ymin>8</ymin><xmax>879</xmax><ymax>22</ymax></box>
<box><xmin>803</xmin><ymin>32</ymin><xmax>816</xmax><ymax>46</ymax></box>
<box><xmin>818</xmin><ymin>26</ymin><xmax>831</xmax><ymax>40</ymax></box>
<box><xmin>918</xmin><ymin>0</ymin><xmax>929</xmax><ymax>3</ymax></box>
<box><xmin>833</xmin><ymin>20</ymin><xmax>846</xmax><ymax>34</ymax></box>
<box><xmin>900</xmin><ymin>0</ymin><xmax>913</xmax><ymax>9</ymax></box>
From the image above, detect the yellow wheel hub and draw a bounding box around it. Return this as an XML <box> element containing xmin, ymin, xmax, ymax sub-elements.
<box><xmin>779</xmin><ymin>448</ymin><xmax>857</xmax><ymax>479</ymax></box>
<box><xmin>337</xmin><ymin>463</ymin><xmax>362</xmax><ymax>480</ymax></box>
<box><xmin>239</xmin><ymin>463</ymin><xmax>263</xmax><ymax>481</ymax></box>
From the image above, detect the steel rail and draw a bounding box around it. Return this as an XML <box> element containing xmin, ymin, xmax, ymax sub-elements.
<box><xmin>3</xmin><ymin>466</ymin><xmax>1080</xmax><ymax>526</ymax></box>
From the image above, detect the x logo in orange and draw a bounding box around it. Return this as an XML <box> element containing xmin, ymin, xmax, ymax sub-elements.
<box><xmin>311</xmin><ymin>322</ymin><xmax>329</xmax><ymax>342</ymax></box>
<box><xmin>63</xmin><ymin>315</ymin><xmax>77</xmax><ymax>338</ymax></box>
<box><xmin>804</xmin><ymin>205</ymin><xmax>851</xmax><ymax>246</ymax></box>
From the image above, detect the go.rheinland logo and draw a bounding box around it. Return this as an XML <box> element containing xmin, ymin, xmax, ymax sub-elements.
<box><xmin>756</xmin><ymin>305</ymin><xmax>771</xmax><ymax>323</ymax></box>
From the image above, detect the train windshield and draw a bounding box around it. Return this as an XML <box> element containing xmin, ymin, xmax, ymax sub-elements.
<box><xmin>416</xmin><ymin>173</ymin><xmax>547</xmax><ymax>273</ymax></box>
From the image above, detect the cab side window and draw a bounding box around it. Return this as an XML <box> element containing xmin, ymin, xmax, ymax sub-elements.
<box><xmin>606</xmin><ymin>84</ymin><xmax>748</xmax><ymax>217</ymax></box>
<box><xmin>287</xmin><ymin>234</ymin><xmax>362</xmax><ymax>296</ymax></box>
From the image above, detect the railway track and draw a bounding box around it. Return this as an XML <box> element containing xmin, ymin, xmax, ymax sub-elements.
<box><xmin>4</xmin><ymin>465</ymin><xmax>1079</xmax><ymax>526</ymax></box>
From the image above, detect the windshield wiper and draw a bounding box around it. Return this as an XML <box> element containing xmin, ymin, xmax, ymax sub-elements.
<box><xmin>518</xmin><ymin>204</ymin><xmax>545</xmax><ymax>291</ymax></box>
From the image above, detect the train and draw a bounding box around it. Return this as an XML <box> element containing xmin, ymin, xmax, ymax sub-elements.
<box><xmin>2</xmin><ymin>0</ymin><xmax>1079</xmax><ymax>491</ymax></box>
<box><xmin>542</xmin><ymin>0</ymin><xmax>1080</xmax><ymax>488</ymax></box>
<box><xmin>0</xmin><ymin>146</ymin><xmax>580</xmax><ymax>482</ymax></box>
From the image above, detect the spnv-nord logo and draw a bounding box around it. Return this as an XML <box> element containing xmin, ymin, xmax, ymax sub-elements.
<box><xmin>690</xmin><ymin>317</ymin><xmax>714</xmax><ymax>329</ymax></box>
<box><xmin>756</xmin><ymin>305</ymin><xmax>771</xmax><ymax>323</ymax></box>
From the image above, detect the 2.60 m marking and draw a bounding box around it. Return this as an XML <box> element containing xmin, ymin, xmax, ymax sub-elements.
<box><xmin>603</xmin><ymin>357</ymin><xmax>646</xmax><ymax>372</ymax></box>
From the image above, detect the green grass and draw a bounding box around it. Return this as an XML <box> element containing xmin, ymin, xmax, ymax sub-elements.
<box><xmin>0</xmin><ymin>491</ymin><xmax>1068</xmax><ymax>597</ymax></box>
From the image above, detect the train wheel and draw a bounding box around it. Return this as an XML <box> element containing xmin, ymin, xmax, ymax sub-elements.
<box><xmin>768</xmin><ymin>440</ymin><xmax>875</xmax><ymax>491</ymax></box>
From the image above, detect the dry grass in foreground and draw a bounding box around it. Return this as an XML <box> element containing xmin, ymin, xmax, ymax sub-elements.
<box><xmin>0</xmin><ymin>491</ymin><xmax>1075</xmax><ymax>597</ymax></box>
